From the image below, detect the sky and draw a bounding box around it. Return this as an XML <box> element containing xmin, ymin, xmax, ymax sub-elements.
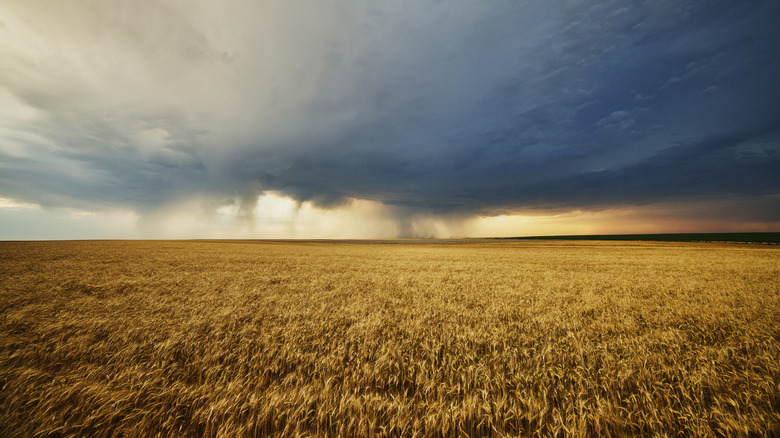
<box><xmin>1</xmin><ymin>0</ymin><xmax>779</xmax><ymax>239</ymax></box>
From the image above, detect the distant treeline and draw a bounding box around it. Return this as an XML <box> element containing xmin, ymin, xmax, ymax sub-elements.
<box><xmin>504</xmin><ymin>232</ymin><xmax>780</xmax><ymax>244</ymax></box>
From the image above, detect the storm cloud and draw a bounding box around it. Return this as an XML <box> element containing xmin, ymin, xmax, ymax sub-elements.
<box><xmin>1</xmin><ymin>0</ymin><xmax>779</xmax><ymax>237</ymax></box>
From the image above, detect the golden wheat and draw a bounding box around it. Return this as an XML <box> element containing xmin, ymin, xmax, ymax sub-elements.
<box><xmin>1</xmin><ymin>240</ymin><xmax>778</xmax><ymax>437</ymax></box>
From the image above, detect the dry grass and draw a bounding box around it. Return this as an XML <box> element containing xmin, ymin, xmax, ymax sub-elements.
<box><xmin>1</xmin><ymin>240</ymin><xmax>778</xmax><ymax>437</ymax></box>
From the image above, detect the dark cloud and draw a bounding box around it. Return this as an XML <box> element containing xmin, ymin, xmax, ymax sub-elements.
<box><xmin>1</xmin><ymin>0</ymin><xmax>780</xmax><ymax>229</ymax></box>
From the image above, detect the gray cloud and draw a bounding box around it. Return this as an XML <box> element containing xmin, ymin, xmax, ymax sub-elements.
<box><xmin>1</xmin><ymin>0</ymin><xmax>779</xmax><ymax>232</ymax></box>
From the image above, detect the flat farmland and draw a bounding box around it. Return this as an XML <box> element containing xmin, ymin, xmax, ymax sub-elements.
<box><xmin>1</xmin><ymin>240</ymin><xmax>778</xmax><ymax>437</ymax></box>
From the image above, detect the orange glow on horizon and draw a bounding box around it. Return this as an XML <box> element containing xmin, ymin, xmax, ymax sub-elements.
<box><xmin>465</xmin><ymin>206</ymin><xmax>780</xmax><ymax>238</ymax></box>
<box><xmin>2</xmin><ymin>192</ymin><xmax>777</xmax><ymax>240</ymax></box>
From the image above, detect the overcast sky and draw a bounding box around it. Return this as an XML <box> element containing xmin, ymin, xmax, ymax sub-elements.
<box><xmin>1</xmin><ymin>0</ymin><xmax>779</xmax><ymax>239</ymax></box>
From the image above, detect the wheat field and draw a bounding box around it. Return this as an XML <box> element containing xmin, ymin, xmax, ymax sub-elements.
<box><xmin>1</xmin><ymin>240</ymin><xmax>778</xmax><ymax>437</ymax></box>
